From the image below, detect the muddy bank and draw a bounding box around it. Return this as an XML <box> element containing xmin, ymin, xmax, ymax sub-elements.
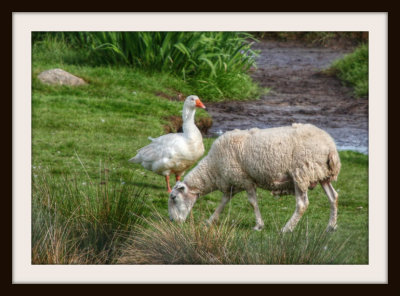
<box><xmin>206</xmin><ymin>41</ymin><xmax>368</xmax><ymax>154</ymax></box>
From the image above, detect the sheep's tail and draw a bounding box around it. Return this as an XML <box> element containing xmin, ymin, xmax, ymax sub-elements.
<box><xmin>327</xmin><ymin>150</ymin><xmax>341</xmax><ymax>181</ymax></box>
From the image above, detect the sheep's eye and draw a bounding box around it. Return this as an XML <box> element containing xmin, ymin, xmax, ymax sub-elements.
<box><xmin>178</xmin><ymin>186</ymin><xmax>185</xmax><ymax>191</ymax></box>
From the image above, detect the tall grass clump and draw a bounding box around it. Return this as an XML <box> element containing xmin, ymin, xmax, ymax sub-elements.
<box><xmin>118</xmin><ymin>212</ymin><xmax>354</xmax><ymax>264</ymax></box>
<box><xmin>118</xmin><ymin>212</ymin><xmax>242</xmax><ymax>264</ymax></box>
<box><xmin>330</xmin><ymin>43</ymin><xmax>368</xmax><ymax>97</ymax></box>
<box><xmin>32</xmin><ymin>32</ymin><xmax>261</xmax><ymax>101</ymax></box>
<box><xmin>32</xmin><ymin>165</ymin><xmax>147</xmax><ymax>264</ymax></box>
<box><xmin>242</xmin><ymin>221</ymin><xmax>352</xmax><ymax>264</ymax></box>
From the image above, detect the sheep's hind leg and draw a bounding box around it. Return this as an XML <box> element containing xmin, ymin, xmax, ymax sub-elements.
<box><xmin>281</xmin><ymin>183</ymin><xmax>309</xmax><ymax>233</ymax></box>
<box><xmin>321</xmin><ymin>181</ymin><xmax>339</xmax><ymax>232</ymax></box>
<box><xmin>207</xmin><ymin>194</ymin><xmax>231</xmax><ymax>225</ymax></box>
<box><xmin>246</xmin><ymin>187</ymin><xmax>264</xmax><ymax>231</ymax></box>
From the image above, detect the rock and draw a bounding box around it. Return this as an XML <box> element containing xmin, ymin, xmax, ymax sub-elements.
<box><xmin>37</xmin><ymin>68</ymin><xmax>87</xmax><ymax>86</ymax></box>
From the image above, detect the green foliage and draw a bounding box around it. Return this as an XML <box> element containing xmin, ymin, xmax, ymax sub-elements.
<box><xmin>32</xmin><ymin>32</ymin><xmax>262</xmax><ymax>101</ymax></box>
<box><xmin>330</xmin><ymin>44</ymin><xmax>369</xmax><ymax>97</ymax></box>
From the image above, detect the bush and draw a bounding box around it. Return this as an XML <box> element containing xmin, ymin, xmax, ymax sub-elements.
<box><xmin>330</xmin><ymin>44</ymin><xmax>368</xmax><ymax>97</ymax></box>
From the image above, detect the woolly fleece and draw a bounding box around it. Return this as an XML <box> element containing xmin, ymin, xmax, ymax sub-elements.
<box><xmin>184</xmin><ymin>123</ymin><xmax>341</xmax><ymax>196</ymax></box>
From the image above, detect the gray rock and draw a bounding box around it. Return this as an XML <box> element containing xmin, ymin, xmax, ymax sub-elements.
<box><xmin>37</xmin><ymin>68</ymin><xmax>87</xmax><ymax>86</ymax></box>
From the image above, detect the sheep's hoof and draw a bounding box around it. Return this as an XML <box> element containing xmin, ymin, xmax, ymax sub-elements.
<box><xmin>204</xmin><ymin>219</ymin><xmax>215</xmax><ymax>227</ymax></box>
<box><xmin>280</xmin><ymin>227</ymin><xmax>293</xmax><ymax>233</ymax></box>
<box><xmin>253</xmin><ymin>225</ymin><xmax>264</xmax><ymax>231</ymax></box>
<box><xmin>326</xmin><ymin>225</ymin><xmax>337</xmax><ymax>232</ymax></box>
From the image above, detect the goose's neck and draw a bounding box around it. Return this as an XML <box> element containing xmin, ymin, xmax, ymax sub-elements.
<box><xmin>182</xmin><ymin>108</ymin><xmax>201</xmax><ymax>138</ymax></box>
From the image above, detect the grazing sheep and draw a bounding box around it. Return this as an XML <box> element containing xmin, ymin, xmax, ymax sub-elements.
<box><xmin>168</xmin><ymin>123</ymin><xmax>341</xmax><ymax>232</ymax></box>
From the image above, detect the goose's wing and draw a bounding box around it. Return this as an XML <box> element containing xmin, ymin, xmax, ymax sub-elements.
<box><xmin>129</xmin><ymin>133</ymin><xmax>188</xmax><ymax>167</ymax></box>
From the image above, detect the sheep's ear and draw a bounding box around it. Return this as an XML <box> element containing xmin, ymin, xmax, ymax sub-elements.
<box><xmin>175</xmin><ymin>181</ymin><xmax>186</xmax><ymax>191</ymax></box>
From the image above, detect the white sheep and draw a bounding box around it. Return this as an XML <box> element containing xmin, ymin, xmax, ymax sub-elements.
<box><xmin>168</xmin><ymin>123</ymin><xmax>341</xmax><ymax>232</ymax></box>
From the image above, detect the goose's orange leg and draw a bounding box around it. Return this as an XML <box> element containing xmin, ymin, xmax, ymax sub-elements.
<box><xmin>176</xmin><ymin>175</ymin><xmax>181</xmax><ymax>182</ymax></box>
<box><xmin>166</xmin><ymin>175</ymin><xmax>172</xmax><ymax>193</ymax></box>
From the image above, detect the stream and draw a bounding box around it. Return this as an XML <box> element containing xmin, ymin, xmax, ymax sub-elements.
<box><xmin>206</xmin><ymin>40</ymin><xmax>368</xmax><ymax>154</ymax></box>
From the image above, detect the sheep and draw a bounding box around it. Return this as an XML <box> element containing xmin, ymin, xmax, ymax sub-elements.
<box><xmin>168</xmin><ymin>123</ymin><xmax>341</xmax><ymax>232</ymax></box>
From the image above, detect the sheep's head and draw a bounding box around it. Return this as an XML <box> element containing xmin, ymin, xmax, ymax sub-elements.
<box><xmin>168</xmin><ymin>181</ymin><xmax>198</xmax><ymax>222</ymax></box>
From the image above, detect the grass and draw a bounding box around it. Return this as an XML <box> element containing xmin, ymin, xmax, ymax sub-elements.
<box><xmin>31</xmin><ymin>34</ymin><xmax>369</xmax><ymax>265</ymax></box>
<box><xmin>32</xmin><ymin>167</ymin><xmax>147</xmax><ymax>264</ymax></box>
<box><xmin>32</xmin><ymin>32</ymin><xmax>262</xmax><ymax>101</ymax></box>
<box><xmin>118</xmin><ymin>211</ymin><xmax>355</xmax><ymax>264</ymax></box>
<box><xmin>329</xmin><ymin>43</ymin><xmax>369</xmax><ymax>97</ymax></box>
<box><xmin>32</xmin><ymin>149</ymin><xmax>368</xmax><ymax>264</ymax></box>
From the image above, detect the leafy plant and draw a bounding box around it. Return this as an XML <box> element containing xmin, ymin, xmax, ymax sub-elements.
<box><xmin>32</xmin><ymin>32</ymin><xmax>261</xmax><ymax>101</ymax></box>
<box><xmin>330</xmin><ymin>44</ymin><xmax>368</xmax><ymax>97</ymax></box>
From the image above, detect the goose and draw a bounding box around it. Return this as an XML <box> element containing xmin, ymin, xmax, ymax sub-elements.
<box><xmin>129</xmin><ymin>95</ymin><xmax>206</xmax><ymax>192</ymax></box>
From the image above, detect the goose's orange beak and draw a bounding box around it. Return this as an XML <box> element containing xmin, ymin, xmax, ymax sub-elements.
<box><xmin>195</xmin><ymin>98</ymin><xmax>206</xmax><ymax>109</ymax></box>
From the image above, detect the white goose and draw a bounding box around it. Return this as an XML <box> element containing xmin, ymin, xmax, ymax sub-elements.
<box><xmin>130</xmin><ymin>95</ymin><xmax>206</xmax><ymax>192</ymax></box>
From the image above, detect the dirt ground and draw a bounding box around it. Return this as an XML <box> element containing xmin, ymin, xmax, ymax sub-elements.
<box><xmin>206</xmin><ymin>40</ymin><xmax>369</xmax><ymax>154</ymax></box>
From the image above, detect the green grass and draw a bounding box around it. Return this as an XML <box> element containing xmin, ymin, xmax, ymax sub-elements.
<box><xmin>32</xmin><ymin>169</ymin><xmax>147</xmax><ymax>264</ymax></box>
<box><xmin>31</xmin><ymin>35</ymin><xmax>368</xmax><ymax>264</ymax></box>
<box><xmin>32</xmin><ymin>32</ymin><xmax>262</xmax><ymax>101</ymax></box>
<box><xmin>32</xmin><ymin>150</ymin><xmax>368</xmax><ymax>264</ymax></box>
<box><xmin>118</xmin><ymin>208</ymin><xmax>359</xmax><ymax>264</ymax></box>
<box><xmin>329</xmin><ymin>44</ymin><xmax>369</xmax><ymax>97</ymax></box>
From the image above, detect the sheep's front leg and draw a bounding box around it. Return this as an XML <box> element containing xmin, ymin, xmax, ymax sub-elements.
<box><xmin>207</xmin><ymin>194</ymin><xmax>231</xmax><ymax>225</ymax></box>
<box><xmin>246</xmin><ymin>187</ymin><xmax>264</xmax><ymax>231</ymax></box>
<box><xmin>321</xmin><ymin>181</ymin><xmax>339</xmax><ymax>232</ymax></box>
<box><xmin>281</xmin><ymin>183</ymin><xmax>309</xmax><ymax>233</ymax></box>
